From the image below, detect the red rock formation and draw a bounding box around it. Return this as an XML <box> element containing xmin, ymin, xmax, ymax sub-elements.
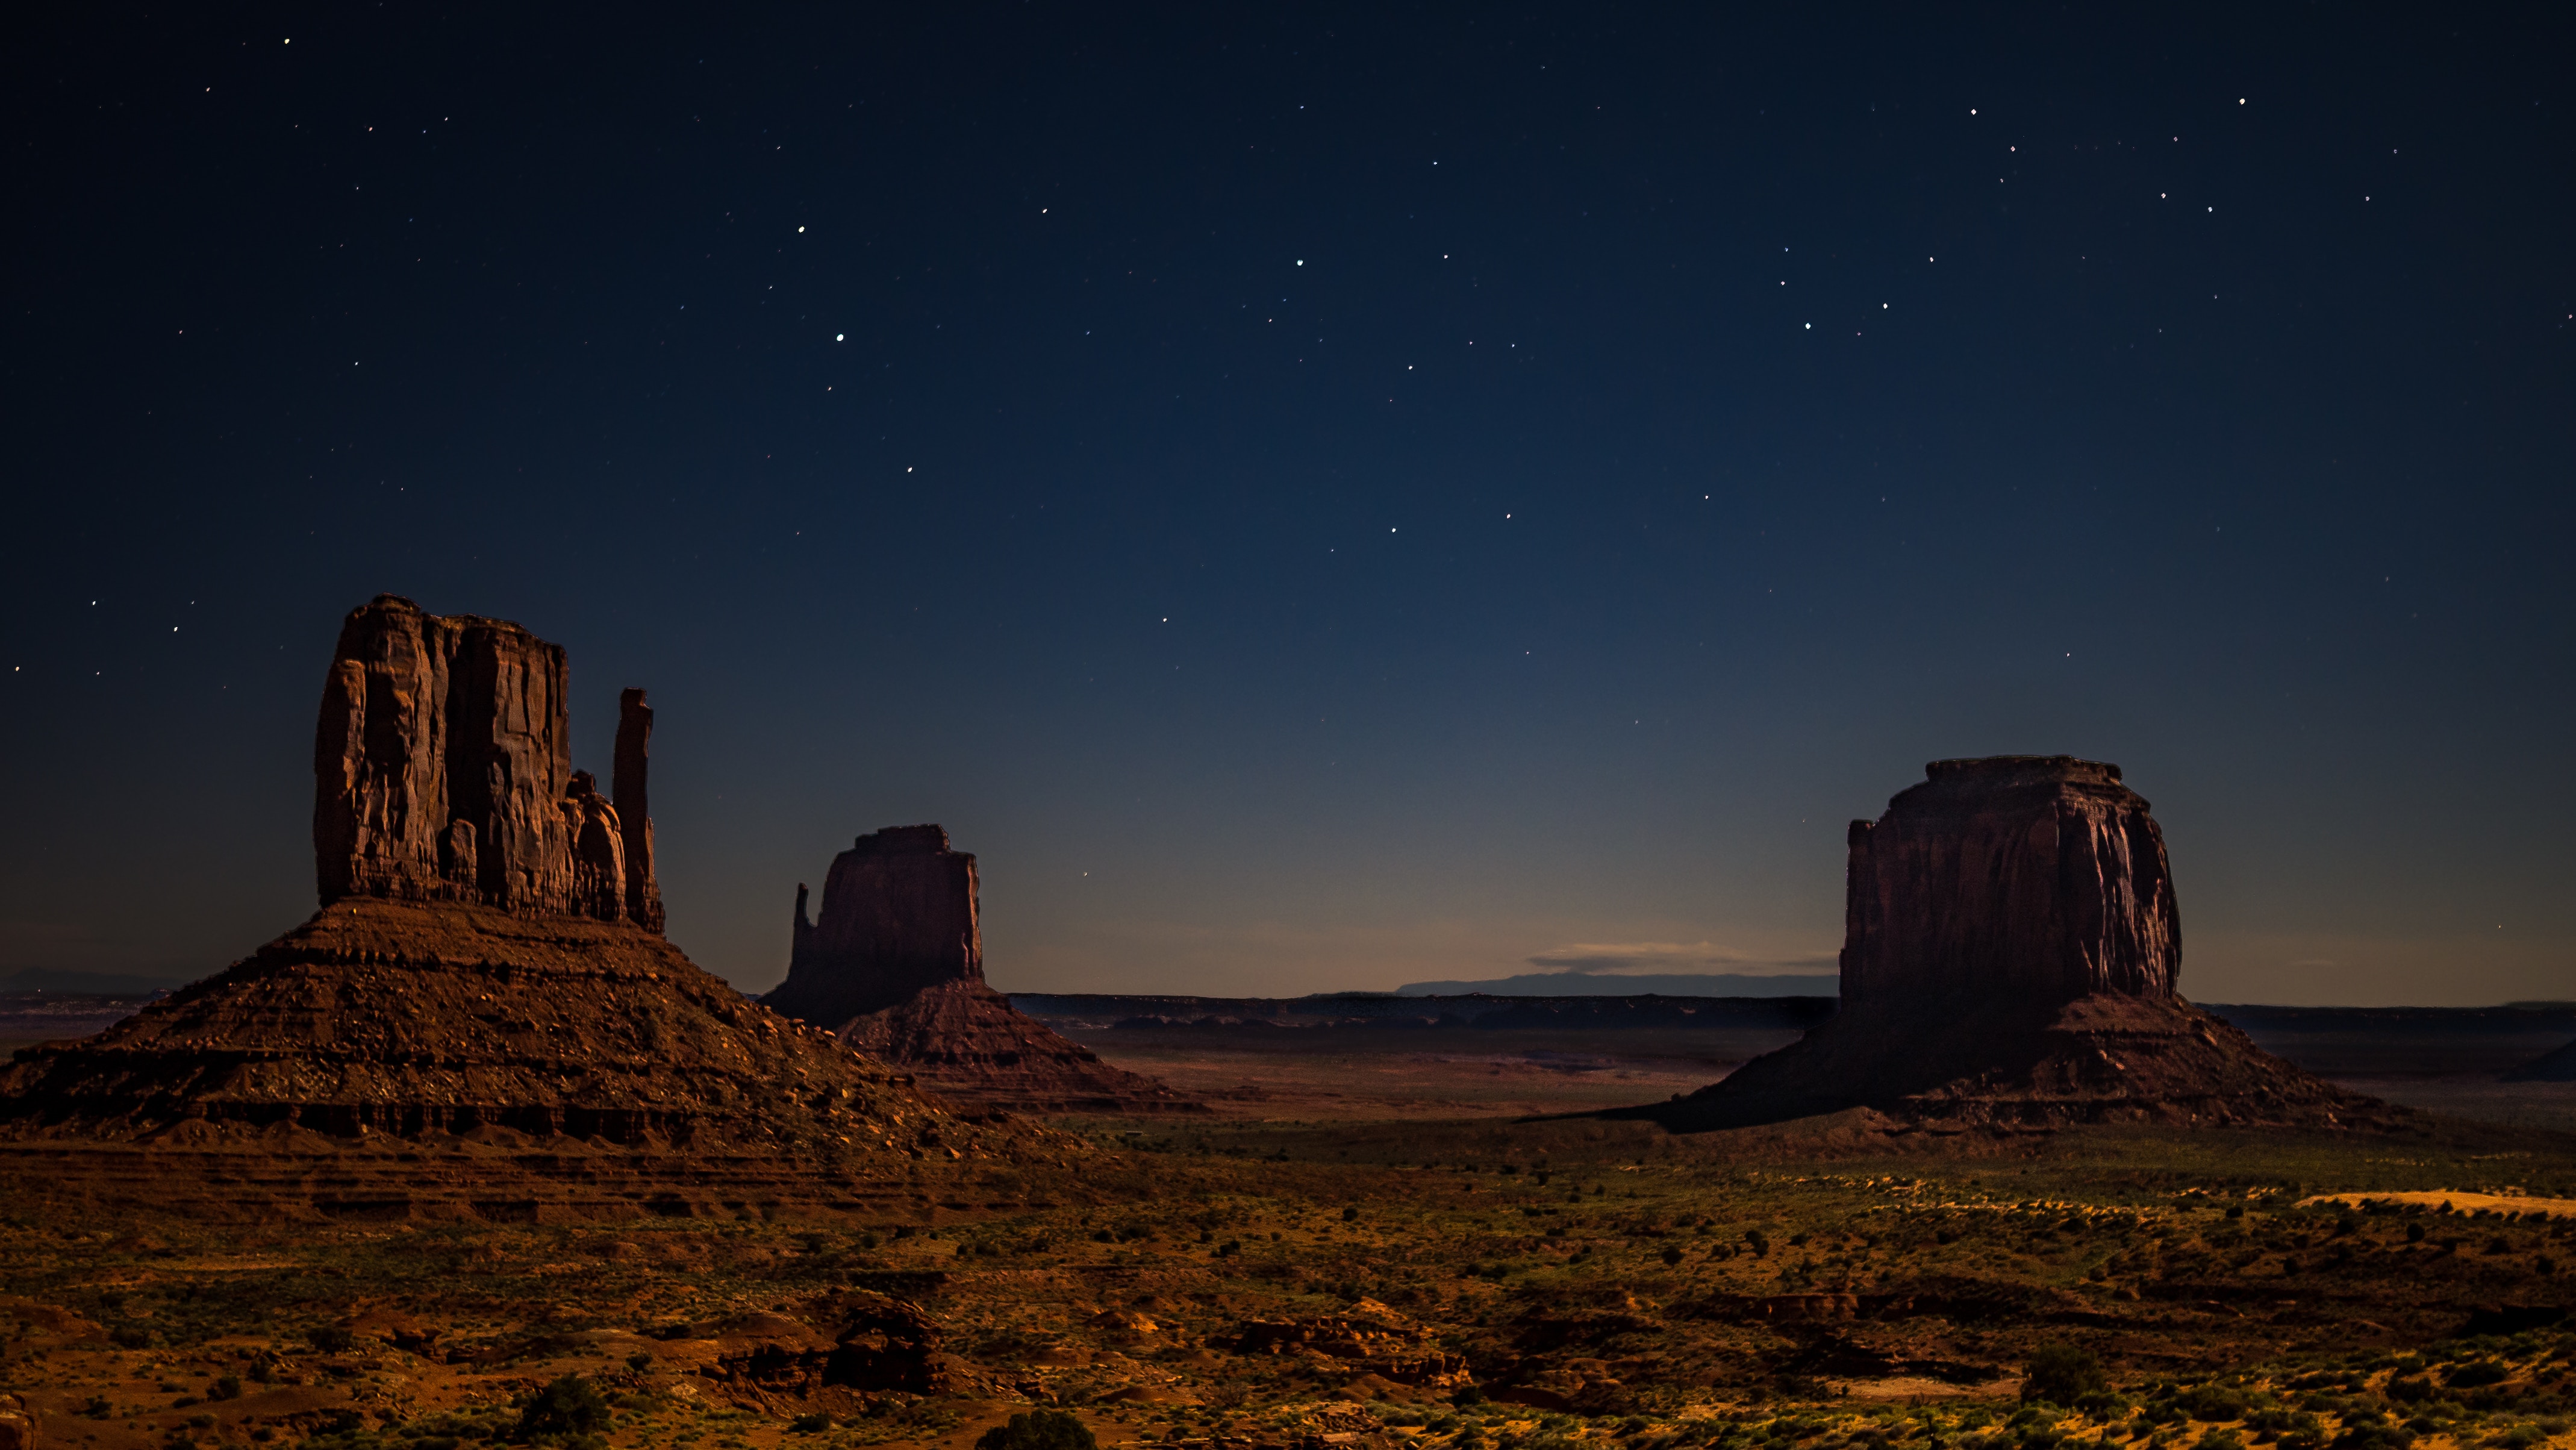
<box><xmin>0</xmin><ymin>898</ymin><xmax>990</xmax><ymax>1152</ymax></box>
<box><xmin>767</xmin><ymin>827</ymin><xmax>983</xmax><ymax>1025</ymax></box>
<box><xmin>1</xmin><ymin>596</ymin><xmax>1071</xmax><ymax>1170</ymax></box>
<box><xmin>1842</xmin><ymin>757</ymin><xmax>2178</xmax><ymax>1008</ymax></box>
<box><xmin>312</xmin><ymin>595</ymin><xmax>659</xmax><ymax>928</ymax></box>
<box><xmin>1651</xmin><ymin>757</ymin><xmax>2394</xmax><ymax>1131</ymax></box>
<box><xmin>765</xmin><ymin>827</ymin><xmax>1202</xmax><ymax>1113</ymax></box>
<box><xmin>840</xmin><ymin>978</ymin><xmax>1202</xmax><ymax>1114</ymax></box>
<box><xmin>614</xmin><ymin>688</ymin><xmax>665</xmax><ymax>934</ymax></box>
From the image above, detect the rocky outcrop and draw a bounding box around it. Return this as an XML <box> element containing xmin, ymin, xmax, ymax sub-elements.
<box><xmin>765</xmin><ymin>827</ymin><xmax>1202</xmax><ymax>1114</ymax></box>
<box><xmin>0</xmin><ymin>596</ymin><xmax>1068</xmax><ymax>1167</ymax></box>
<box><xmin>840</xmin><ymin>978</ymin><xmax>1202</xmax><ymax>1114</ymax></box>
<box><xmin>767</xmin><ymin>827</ymin><xmax>981</xmax><ymax>1025</ymax></box>
<box><xmin>0</xmin><ymin>898</ymin><xmax>997</xmax><ymax>1152</ymax></box>
<box><xmin>313</xmin><ymin>595</ymin><xmax>659</xmax><ymax>928</ymax></box>
<box><xmin>1644</xmin><ymin>757</ymin><xmax>2394</xmax><ymax>1131</ymax></box>
<box><xmin>1843</xmin><ymin>757</ymin><xmax>2177</xmax><ymax>1008</ymax></box>
<box><xmin>684</xmin><ymin>1293</ymin><xmax>958</xmax><ymax>1398</ymax></box>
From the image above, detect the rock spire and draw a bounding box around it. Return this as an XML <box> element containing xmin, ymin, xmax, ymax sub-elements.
<box><xmin>312</xmin><ymin>595</ymin><xmax>661</xmax><ymax>929</ymax></box>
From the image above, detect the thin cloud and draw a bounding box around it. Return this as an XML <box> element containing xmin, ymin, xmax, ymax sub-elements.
<box><xmin>1525</xmin><ymin>940</ymin><xmax>1838</xmax><ymax>975</ymax></box>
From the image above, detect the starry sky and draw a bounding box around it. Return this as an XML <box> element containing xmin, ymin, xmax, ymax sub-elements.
<box><xmin>4</xmin><ymin>5</ymin><xmax>2570</xmax><ymax>1005</ymax></box>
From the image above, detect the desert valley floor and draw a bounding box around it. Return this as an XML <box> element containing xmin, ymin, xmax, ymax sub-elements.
<box><xmin>7</xmin><ymin>1000</ymin><xmax>2576</xmax><ymax>1450</ymax></box>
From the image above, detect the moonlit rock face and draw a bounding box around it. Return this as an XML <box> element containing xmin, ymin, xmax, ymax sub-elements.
<box><xmin>1840</xmin><ymin>755</ymin><xmax>2179</xmax><ymax>1009</ymax></box>
<box><xmin>311</xmin><ymin>594</ymin><xmax>662</xmax><ymax>929</ymax></box>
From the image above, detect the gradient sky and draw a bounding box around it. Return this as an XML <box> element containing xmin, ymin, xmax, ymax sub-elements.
<box><xmin>5</xmin><ymin>6</ymin><xmax>2569</xmax><ymax>1005</ymax></box>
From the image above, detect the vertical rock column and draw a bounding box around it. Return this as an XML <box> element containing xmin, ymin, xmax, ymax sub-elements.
<box><xmin>614</xmin><ymin>688</ymin><xmax>664</xmax><ymax>934</ymax></box>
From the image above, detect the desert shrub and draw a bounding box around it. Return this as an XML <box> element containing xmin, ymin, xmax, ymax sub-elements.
<box><xmin>2175</xmin><ymin>1387</ymin><xmax>2253</xmax><ymax>1423</ymax></box>
<box><xmin>212</xmin><ymin>1376</ymin><xmax>243</xmax><ymax>1401</ymax></box>
<box><xmin>2448</xmin><ymin>1364</ymin><xmax>2508</xmax><ymax>1390</ymax></box>
<box><xmin>2022</xmin><ymin>1347</ymin><xmax>2109</xmax><ymax>1407</ymax></box>
<box><xmin>2386</xmin><ymin>1378</ymin><xmax>2434</xmax><ymax>1404</ymax></box>
<box><xmin>787</xmin><ymin>1413</ymin><xmax>831</xmax><ymax>1434</ymax></box>
<box><xmin>973</xmin><ymin>1409</ymin><xmax>1097</xmax><ymax>1450</ymax></box>
<box><xmin>2072</xmin><ymin>1392</ymin><xmax>2128</xmax><ymax>1419</ymax></box>
<box><xmin>516</xmin><ymin>1375</ymin><xmax>610</xmax><ymax>1442</ymax></box>
<box><xmin>2328</xmin><ymin>1427</ymin><xmax>2413</xmax><ymax>1450</ymax></box>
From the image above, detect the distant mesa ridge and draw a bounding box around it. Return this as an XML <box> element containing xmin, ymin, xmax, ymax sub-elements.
<box><xmin>314</xmin><ymin>594</ymin><xmax>662</xmax><ymax>930</ymax></box>
<box><xmin>1644</xmin><ymin>754</ymin><xmax>2398</xmax><ymax>1131</ymax></box>
<box><xmin>764</xmin><ymin>826</ymin><xmax>1203</xmax><ymax>1114</ymax></box>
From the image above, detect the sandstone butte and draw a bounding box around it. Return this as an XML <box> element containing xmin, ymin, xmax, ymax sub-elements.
<box><xmin>763</xmin><ymin>826</ymin><xmax>1204</xmax><ymax>1114</ymax></box>
<box><xmin>0</xmin><ymin>596</ymin><xmax>1067</xmax><ymax>1212</ymax></box>
<box><xmin>1648</xmin><ymin>755</ymin><xmax>2400</xmax><ymax>1131</ymax></box>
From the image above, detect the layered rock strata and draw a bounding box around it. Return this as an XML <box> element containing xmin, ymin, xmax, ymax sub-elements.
<box><xmin>1651</xmin><ymin>756</ymin><xmax>2392</xmax><ymax>1131</ymax></box>
<box><xmin>1</xmin><ymin>596</ymin><xmax>1052</xmax><ymax>1166</ymax></box>
<box><xmin>766</xmin><ymin>828</ymin><xmax>1202</xmax><ymax>1113</ymax></box>
<box><xmin>314</xmin><ymin>595</ymin><xmax>660</xmax><ymax>928</ymax></box>
<box><xmin>0</xmin><ymin>898</ymin><xmax>990</xmax><ymax>1152</ymax></box>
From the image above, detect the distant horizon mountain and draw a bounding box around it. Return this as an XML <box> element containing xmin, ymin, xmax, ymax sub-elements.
<box><xmin>1392</xmin><ymin>970</ymin><xmax>1838</xmax><ymax>998</ymax></box>
<box><xmin>1</xmin><ymin>967</ymin><xmax>187</xmax><ymax>996</ymax></box>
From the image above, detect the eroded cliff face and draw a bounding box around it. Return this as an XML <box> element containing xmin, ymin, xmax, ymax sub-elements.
<box><xmin>1840</xmin><ymin>756</ymin><xmax>2178</xmax><ymax>1011</ymax></box>
<box><xmin>763</xmin><ymin>827</ymin><xmax>1203</xmax><ymax>1112</ymax></box>
<box><xmin>311</xmin><ymin>595</ymin><xmax>660</xmax><ymax>928</ymax></box>
<box><xmin>1644</xmin><ymin>756</ymin><xmax>2389</xmax><ymax>1131</ymax></box>
<box><xmin>766</xmin><ymin>826</ymin><xmax>983</xmax><ymax>1025</ymax></box>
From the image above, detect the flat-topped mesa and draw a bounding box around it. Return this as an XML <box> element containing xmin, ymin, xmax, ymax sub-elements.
<box><xmin>1841</xmin><ymin>755</ymin><xmax>2178</xmax><ymax>1011</ymax></box>
<box><xmin>311</xmin><ymin>594</ymin><xmax>661</xmax><ymax>929</ymax></box>
<box><xmin>767</xmin><ymin>825</ymin><xmax>982</xmax><ymax>1025</ymax></box>
<box><xmin>1630</xmin><ymin>754</ymin><xmax>2392</xmax><ymax>1131</ymax></box>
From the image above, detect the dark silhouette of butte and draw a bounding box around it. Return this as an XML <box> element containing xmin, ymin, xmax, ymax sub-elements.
<box><xmin>2505</xmin><ymin>1040</ymin><xmax>2576</xmax><ymax>1083</ymax></box>
<box><xmin>1644</xmin><ymin>756</ymin><xmax>2397</xmax><ymax>1131</ymax></box>
<box><xmin>0</xmin><ymin>595</ymin><xmax>1023</xmax><ymax>1165</ymax></box>
<box><xmin>765</xmin><ymin>828</ymin><xmax>1202</xmax><ymax>1113</ymax></box>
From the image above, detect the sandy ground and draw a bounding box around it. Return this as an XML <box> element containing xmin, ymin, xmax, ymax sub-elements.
<box><xmin>1052</xmin><ymin>1026</ymin><xmax>1795</xmax><ymax>1119</ymax></box>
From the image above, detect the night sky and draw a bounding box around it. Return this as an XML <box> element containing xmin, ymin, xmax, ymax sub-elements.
<box><xmin>5</xmin><ymin>6</ymin><xmax>2569</xmax><ymax>1005</ymax></box>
